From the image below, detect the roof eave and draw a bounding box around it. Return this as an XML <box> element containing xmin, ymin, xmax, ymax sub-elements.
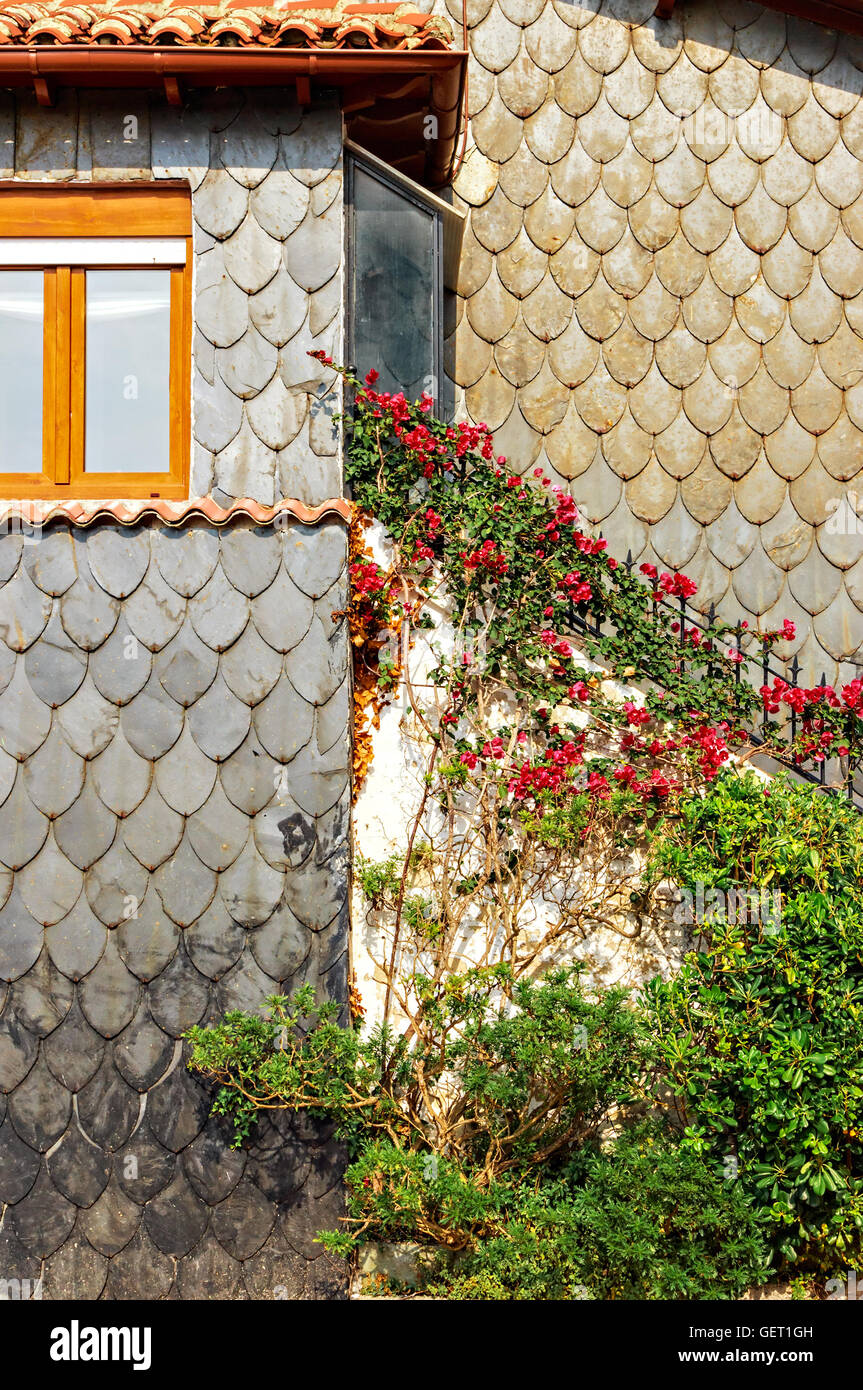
<box><xmin>0</xmin><ymin>45</ymin><xmax>467</xmax><ymax>184</ymax></box>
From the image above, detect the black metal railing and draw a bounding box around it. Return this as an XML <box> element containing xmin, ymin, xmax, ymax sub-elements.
<box><xmin>563</xmin><ymin>548</ymin><xmax>863</xmax><ymax>812</ymax></box>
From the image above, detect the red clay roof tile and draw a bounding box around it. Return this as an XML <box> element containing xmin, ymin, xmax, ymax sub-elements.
<box><xmin>0</xmin><ymin>496</ymin><xmax>352</xmax><ymax>529</ymax></box>
<box><xmin>0</xmin><ymin>1</ymin><xmax>453</xmax><ymax>49</ymax></box>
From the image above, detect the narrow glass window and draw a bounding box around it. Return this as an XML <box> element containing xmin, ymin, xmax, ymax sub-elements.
<box><xmin>0</xmin><ymin>270</ymin><xmax>43</xmax><ymax>473</ymax></box>
<box><xmin>84</xmin><ymin>269</ymin><xmax>171</xmax><ymax>474</ymax></box>
<box><xmin>350</xmin><ymin>161</ymin><xmax>438</xmax><ymax>402</ymax></box>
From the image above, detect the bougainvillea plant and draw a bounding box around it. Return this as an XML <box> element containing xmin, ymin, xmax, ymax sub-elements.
<box><xmin>313</xmin><ymin>351</ymin><xmax>863</xmax><ymax>811</ymax></box>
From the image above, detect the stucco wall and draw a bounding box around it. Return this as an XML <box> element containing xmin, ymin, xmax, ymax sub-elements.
<box><xmin>0</xmin><ymin>515</ymin><xmax>350</xmax><ymax>1298</ymax></box>
<box><xmin>0</xmin><ymin>87</ymin><xmax>343</xmax><ymax>507</ymax></box>
<box><xmin>440</xmin><ymin>0</ymin><xmax>863</xmax><ymax>687</ymax></box>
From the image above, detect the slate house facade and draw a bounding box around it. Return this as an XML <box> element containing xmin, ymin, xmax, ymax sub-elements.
<box><xmin>1</xmin><ymin>0</ymin><xmax>863</xmax><ymax>1302</ymax></box>
<box><xmin>444</xmin><ymin>0</ymin><xmax>863</xmax><ymax>688</ymax></box>
<box><xmin>0</xmin><ymin>2</ymin><xmax>463</xmax><ymax>1300</ymax></box>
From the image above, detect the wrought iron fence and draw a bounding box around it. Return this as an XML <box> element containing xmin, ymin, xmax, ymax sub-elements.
<box><xmin>564</xmin><ymin>548</ymin><xmax>863</xmax><ymax>813</ymax></box>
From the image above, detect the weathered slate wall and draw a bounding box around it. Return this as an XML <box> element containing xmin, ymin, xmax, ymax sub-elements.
<box><xmin>0</xmin><ymin>516</ymin><xmax>350</xmax><ymax>1298</ymax></box>
<box><xmin>442</xmin><ymin>0</ymin><xmax>863</xmax><ymax>686</ymax></box>
<box><xmin>0</xmin><ymin>89</ymin><xmax>351</xmax><ymax>1298</ymax></box>
<box><xmin>0</xmin><ymin>87</ymin><xmax>343</xmax><ymax>506</ymax></box>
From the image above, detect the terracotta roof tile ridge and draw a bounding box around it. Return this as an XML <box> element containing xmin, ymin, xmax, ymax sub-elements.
<box><xmin>0</xmin><ymin>495</ymin><xmax>353</xmax><ymax>528</ymax></box>
<box><xmin>0</xmin><ymin>1</ymin><xmax>454</xmax><ymax>48</ymax></box>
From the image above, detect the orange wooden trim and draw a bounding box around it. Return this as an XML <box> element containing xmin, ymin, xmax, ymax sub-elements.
<box><xmin>68</xmin><ymin>267</ymin><xmax>85</xmax><ymax>486</ymax></box>
<box><xmin>1</xmin><ymin>263</ymin><xmax>191</xmax><ymax>498</ymax></box>
<box><xmin>169</xmin><ymin>245</ymin><xmax>192</xmax><ymax>496</ymax></box>
<box><xmin>0</xmin><ymin>185</ymin><xmax>192</xmax><ymax>238</ymax></box>
<box><xmin>64</xmin><ymin>264</ymin><xmax>188</xmax><ymax>497</ymax></box>
<box><xmin>41</xmin><ymin>267</ymin><xmax>56</xmax><ymax>483</ymax></box>
<box><xmin>54</xmin><ymin>266</ymin><xmax>72</xmax><ymax>485</ymax></box>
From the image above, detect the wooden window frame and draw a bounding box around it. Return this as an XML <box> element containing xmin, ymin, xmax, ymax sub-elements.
<box><xmin>0</xmin><ymin>183</ymin><xmax>191</xmax><ymax>500</ymax></box>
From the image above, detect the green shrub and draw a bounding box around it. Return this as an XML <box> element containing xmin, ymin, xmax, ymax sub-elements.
<box><xmin>187</xmin><ymin>967</ymin><xmax>774</xmax><ymax>1298</ymax></box>
<box><xmin>417</xmin><ymin>1122</ymin><xmax>771</xmax><ymax>1301</ymax></box>
<box><xmin>646</xmin><ymin>770</ymin><xmax>863</xmax><ymax>1268</ymax></box>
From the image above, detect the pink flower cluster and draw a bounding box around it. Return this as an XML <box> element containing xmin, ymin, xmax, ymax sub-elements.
<box><xmin>460</xmin><ymin>538</ymin><xmax>509</xmax><ymax>578</ymax></box>
<box><xmin>639</xmin><ymin>564</ymin><xmax>698</xmax><ymax>600</ymax></box>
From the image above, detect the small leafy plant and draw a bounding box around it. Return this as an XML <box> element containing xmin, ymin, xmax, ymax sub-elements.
<box><xmin>646</xmin><ymin>771</ymin><xmax>863</xmax><ymax>1269</ymax></box>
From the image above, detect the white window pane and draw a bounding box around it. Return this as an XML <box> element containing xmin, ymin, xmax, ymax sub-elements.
<box><xmin>85</xmin><ymin>269</ymin><xmax>170</xmax><ymax>474</ymax></box>
<box><xmin>0</xmin><ymin>270</ymin><xmax>43</xmax><ymax>473</ymax></box>
<box><xmin>352</xmin><ymin>165</ymin><xmax>436</xmax><ymax>401</ymax></box>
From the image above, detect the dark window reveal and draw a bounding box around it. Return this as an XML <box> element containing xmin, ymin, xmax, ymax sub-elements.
<box><xmin>347</xmin><ymin>150</ymin><xmax>444</xmax><ymax>409</ymax></box>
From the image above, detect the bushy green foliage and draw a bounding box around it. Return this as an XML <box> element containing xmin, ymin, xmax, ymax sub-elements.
<box><xmin>646</xmin><ymin>770</ymin><xmax>863</xmax><ymax>1268</ymax></box>
<box><xmin>419</xmin><ymin>1123</ymin><xmax>771</xmax><ymax>1301</ymax></box>
<box><xmin>188</xmin><ymin>966</ymin><xmax>646</xmax><ymax>1181</ymax></box>
<box><xmin>187</xmin><ymin>968</ymin><xmax>774</xmax><ymax>1298</ymax></box>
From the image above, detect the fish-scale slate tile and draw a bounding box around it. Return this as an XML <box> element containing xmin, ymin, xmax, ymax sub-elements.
<box><xmin>176</xmin><ymin>1229</ymin><xmax>244</xmax><ymax>1301</ymax></box>
<box><xmin>10</xmin><ymin>1167</ymin><xmax>77</xmax><ymax>1257</ymax></box>
<box><xmin>10</xmin><ymin>943</ymin><xmax>72</xmax><ymax>1037</ymax></box>
<box><xmin>153</xmin><ymin>616</ymin><xmax>218</xmax><ymax>707</ymax></box>
<box><xmin>17</xmin><ymin>838</ymin><xmax>82</xmax><ymax>927</ymax></box>
<box><xmin>188</xmin><ymin>671</ymin><xmax>252</xmax><ymax>761</ymax></box>
<box><xmin>44</xmin><ymin>1234</ymin><xmax>109</xmax><ymax>1300</ymax></box>
<box><xmin>0</xmin><ymin>1001</ymin><xmax>39</xmax><ymax>1094</ymax></box>
<box><xmin>120</xmin><ymin>673</ymin><xmax>184</xmax><ymax>761</ymax></box>
<box><xmin>48</xmin><ymin>1122</ymin><xmax>112</xmax><ymax>1208</ymax></box>
<box><xmin>103</xmin><ymin>1227</ymin><xmax>175</xmax><ymax>1301</ymax></box>
<box><xmin>123</xmin><ymin>564</ymin><xmax>186</xmax><ymax>652</ymax></box>
<box><xmin>59</xmin><ymin>574</ymin><xmax>120</xmax><ymax>652</ymax></box>
<box><xmin>44</xmin><ymin>896</ymin><xmax>107</xmax><ymax>985</ymax></box>
<box><xmin>122</xmin><ymin>784</ymin><xmax>185</xmax><ymax>872</ymax></box>
<box><xmin>90</xmin><ymin>615</ymin><xmax>153</xmax><ymax>706</ymax></box>
<box><xmin>0</xmin><ymin>507</ymin><xmax>347</xmax><ymax>1299</ymax></box>
<box><xmin>185</xmin><ymin>897</ymin><xmax>247</xmax><ymax>981</ymax></box>
<box><xmin>219</xmin><ymin>842</ymin><xmax>284</xmax><ymax>930</ymax></box>
<box><xmin>250</xmin><ymin>566</ymin><xmax>314</xmax><ymax>652</ymax></box>
<box><xmin>188</xmin><ymin>563</ymin><xmax>251</xmax><ymax>651</ymax></box>
<box><xmin>42</xmin><ymin>997</ymin><xmax>105</xmax><ymax>1093</ymax></box>
<box><xmin>0</xmin><ymin>1110</ymin><xmax>40</xmax><ymax>1202</ymax></box>
<box><xmin>57</xmin><ymin>678</ymin><xmax>119</xmax><ymax>760</ymax></box>
<box><xmin>183</xmin><ymin>1119</ymin><xmax>247</xmax><ymax>1206</ymax></box>
<box><xmin>24</xmin><ymin>611</ymin><xmax>87</xmax><ymax>707</ymax></box>
<box><xmin>22</xmin><ymin>527</ymin><xmax>79</xmax><ymax>596</ymax></box>
<box><xmin>147</xmin><ymin>945</ymin><xmax>211</xmax><ymax>1037</ymax></box>
<box><xmin>0</xmin><ymin>885</ymin><xmax>45</xmax><ymax>980</ymax></box>
<box><xmin>23</xmin><ymin>728</ymin><xmax>84</xmax><ymax>819</ymax></box>
<box><xmin>143</xmin><ymin>1168</ymin><xmax>210</xmax><ymax>1262</ymax></box>
<box><xmin>78</xmin><ymin>932</ymin><xmax>140</xmax><ymax>1039</ymax></box>
<box><xmin>147</xmin><ymin>1061</ymin><xmax>211</xmax><ymax>1155</ymax></box>
<box><xmin>211</xmin><ymin>1176</ymin><xmax>276</xmax><ymax>1261</ymax></box>
<box><xmin>8</xmin><ymin>1053</ymin><xmax>71</xmax><ymax>1152</ymax></box>
<box><xmin>114</xmin><ymin>1122</ymin><xmax>177</xmax><ymax>1205</ymax></box>
<box><xmin>89</xmin><ymin>732</ymin><xmax>151</xmax><ymax>819</ymax></box>
<box><xmin>77</xmin><ymin>1054</ymin><xmax>142</xmax><ymax>1154</ymax></box>
<box><xmin>254</xmin><ymin>799</ymin><xmax>316</xmax><ymax>873</ymax></box>
<box><xmin>0</xmin><ymin>565</ymin><xmax>53</xmax><ymax>652</ymax></box>
<box><xmin>151</xmin><ymin>524</ymin><xmax>220</xmax><ymax>598</ymax></box>
<box><xmin>54</xmin><ymin>780</ymin><xmax>117</xmax><ymax>871</ymax></box>
<box><xmin>249</xmin><ymin>901</ymin><xmax>311</xmax><ymax>983</ymax></box>
<box><xmin>79</xmin><ymin>1175</ymin><xmax>142</xmax><ymax>1258</ymax></box>
<box><xmin>155</xmin><ymin>724</ymin><xmax>217</xmax><ymax>816</ymax></box>
<box><xmin>212</xmin><ymin>949</ymin><xmax>278</xmax><ymax>1020</ymax></box>
<box><xmin>114</xmin><ymin>890</ymin><xmax>179</xmax><ymax>984</ymax></box>
<box><xmin>114</xmin><ymin>1004</ymin><xmax>174</xmax><ymax>1094</ymax></box>
<box><xmin>0</xmin><ymin>661</ymin><xmax>53</xmax><ymax>760</ymax></box>
<box><xmin>85</xmin><ymin>527</ymin><xmax>151</xmax><ymax>600</ymax></box>
<box><xmin>447</xmin><ymin>0</ymin><xmax>863</xmax><ymax>680</ymax></box>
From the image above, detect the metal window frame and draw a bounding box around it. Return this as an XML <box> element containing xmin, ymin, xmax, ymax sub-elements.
<box><xmin>345</xmin><ymin>144</ymin><xmax>444</xmax><ymax>413</ymax></box>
